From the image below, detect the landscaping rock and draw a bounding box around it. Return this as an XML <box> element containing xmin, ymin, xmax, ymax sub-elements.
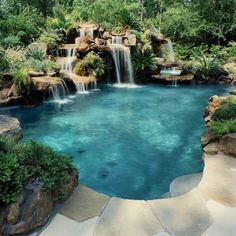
<box><xmin>201</xmin><ymin>128</ymin><xmax>218</xmax><ymax>146</ymax></box>
<box><xmin>219</xmin><ymin>133</ymin><xmax>236</xmax><ymax>157</ymax></box>
<box><xmin>203</xmin><ymin>142</ymin><xmax>219</xmax><ymax>155</ymax></box>
<box><xmin>0</xmin><ymin>115</ymin><xmax>23</xmax><ymax>140</ymax></box>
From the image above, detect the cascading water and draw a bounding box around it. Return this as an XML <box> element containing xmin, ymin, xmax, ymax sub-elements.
<box><xmin>49</xmin><ymin>81</ymin><xmax>68</xmax><ymax>101</ymax></box>
<box><xmin>59</xmin><ymin>47</ymin><xmax>76</xmax><ymax>72</ymax></box>
<box><xmin>80</xmin><ymin>28</ymin><xmax>85</xmax><ymax>37</ymax></box>
<box><xmin>80</xmin><ymin>28</ymin><xmax>94</xmax><ymax>39</ymax></box>
<box><xmin>109</xmin><ymin>36</ymin><xmax>134</xmax><ymax>84</ymax></box>
<box><xmin>164</xmin><ymin>39</ymin><xmax>175</xmax><ymax>62</ymax></box>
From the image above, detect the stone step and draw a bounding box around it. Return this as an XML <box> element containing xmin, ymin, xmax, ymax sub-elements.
<box><xmin>148</xmin><ymin>189</ymin><xmax>212</xmax><ymax>236</ymax></box>
<box><xmin>169</xmin><ymin>173</ymin><xmax>203</xmax><ymax>197</ymax></box>
<box><xmin>94</xmin><ymin>197</ymin><xmax>164</xmax><ymax>236</ymax></box>
<box><xmin>60</xmin><ymin>185</ymin><xmax>110</xmax><ymax>223</ymax></box>
<box><xmin>39</xmin><ymin>214</ymin><xmax>98</xmax><ymax>236</ymax></box>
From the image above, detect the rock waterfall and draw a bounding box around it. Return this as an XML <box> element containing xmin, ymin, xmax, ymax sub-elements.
<box><xmin>109</xmin><ymin>36</ymin><xmax>134</xmax><ymax>84</ymax></box>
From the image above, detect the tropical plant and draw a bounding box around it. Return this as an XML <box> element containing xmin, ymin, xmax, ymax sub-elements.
<box><xmin>132</xmin><ymin>48</ymin><xmax>157</xmax><ymax>76</ymax></box>
<box><xmin>74</xmin><ymin>52</ymin><xmax>106</xmax><ymax>77</ymax></box>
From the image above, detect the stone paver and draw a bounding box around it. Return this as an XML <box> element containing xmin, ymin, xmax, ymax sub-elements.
<box><xmin>39</xmin><ymin>214</ymin><xmax>98</xmax><ymax>236</ymax></box>
<box><xmin>170</xmin><ymin>173</ymin><xmax>202</xmax><ymax>197</ymax></box>
<box><xmin>198</xmin><ymin>154</ymin><xmax>236</xmax><ymax>206</ymax></box>
<box><xmin>95</xmin><ymin>197</ymin><xmax>163</xmax><ymax>236</ymax></box>
<box><xmin>202</xmin><ymin>200</ymin><xmax>236</xmax><ymax>236</ymax></box>
<box><xmin>60</xmin><ymin>185</ymin><xmax>110</xmax><ymax>222</ymax></box>
<box><xmin>148</xmin><ymin>189</ymin><xmax>212</xmax><ymax>236</ymax></box>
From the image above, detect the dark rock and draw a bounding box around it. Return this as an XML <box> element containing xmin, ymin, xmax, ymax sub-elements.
<box><xmin>203</xmin><ymin>142</ymin><xmax>219</xmax><ymax>155</ymax></box>
<box><xmin>201</xmin><ymin>128</ymin><xmax>218</xmax><ymax>147</ymax></box>
<box><xmin>0</xmin><ymin>115</ymin><xmax>23</xmax><ymax>140</ymax></box>
<box><xmin>219</xmin><ymin>133</ymin><xmax>236</xmax><ymax>157</ymax></box>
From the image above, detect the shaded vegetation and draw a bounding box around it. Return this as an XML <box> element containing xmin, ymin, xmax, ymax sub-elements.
<box><xmin>0</xmin><ymin>136</ymin><xmax>76</xmax><ymax>204</ymax></box>
<box><xmin>210</xmin><ymin>97</ymin><xmax>236</xmax><ymax>137</ymax></box>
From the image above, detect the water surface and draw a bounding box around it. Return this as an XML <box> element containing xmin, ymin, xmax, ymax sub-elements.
<box><xmin>2</xmin><ymin>84</ymin><xmax>227</xmax><ymax>199</ymax></box>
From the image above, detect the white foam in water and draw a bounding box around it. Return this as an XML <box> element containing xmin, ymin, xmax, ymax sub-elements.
<box><xmin>112</xmin><ymin>83</ymin><xmax>143</xmax><ymax>89</ymax></box>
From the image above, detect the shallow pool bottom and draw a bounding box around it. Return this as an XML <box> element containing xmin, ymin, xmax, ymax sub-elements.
<box><xmin>2</xmin><ymin>84</ymin><xmax>227</xmax><ymax>200</ymax></box>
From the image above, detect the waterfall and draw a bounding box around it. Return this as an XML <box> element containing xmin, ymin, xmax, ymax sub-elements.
<box><xmin>49</xmin><ymin>81</ymin><xmax>68</xmax><ymax>100</ymax></box>
<box><xmin>109</xmin><ymin>36</ymin><xmax>134</xmax><ymax>84</ymax></box>
<box><xmin>80</xmin><ymin>28</ymin><xmax>85</xmax><ymax>37</ymax></box>
<box><xmin>164</xmin><ymin>39</ymin><xmax>175</xmax><ymax>62</ymax></box>
<box><xmin>80</xmin><ymin>28</ymin><xmax>94</xmax><ymax>39</ymax></box>
<box><xmin>171</xmin><ymin>80</ymin><xmax>178</xmax><ymax>87</ymax></box>
<box><xmin>59</xmin><ymin>47</ymin><xmax>76</xmax><ymax>72</ymax></box>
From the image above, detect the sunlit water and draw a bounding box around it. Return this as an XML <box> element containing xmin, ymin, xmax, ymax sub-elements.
<box><xmin>1</xmin><ymin>84</ymin><xmax>228</xmax><ymax>199</ymax></box>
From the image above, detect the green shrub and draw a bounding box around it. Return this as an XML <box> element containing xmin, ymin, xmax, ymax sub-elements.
<box><xmin>0</xmin><ymin>46</ymin><xmax>10</xmax><ymax>76</ymax></box>
<box><xmin>38</xmin><ymin>31</ymin><xmax>61</xmax><ymax>49</ymax></box>
<box><xmin>210</xmin><ymin>119</ymin><xmax>236</xmax><ymax>138</ymax></box>
<box><xmin>11</xmin><ymin>69</ymin><xmax>30</xmax><ymax>92</ymax></box>
<box><xmin>0</xmin><ymin>152</ymin><xmax>23</xmax><ymax>204</ymax></box>
<box><xmin>0</xmin><ymin>136</ymin><xmax>77</xmax><ymax>204</ymax></box>
<box><xmin>1</xmin><ymin>35</ymin><xmax>23</xmax><ymax>48</ymax></box>
<box><xmin>74</xmin><ymin>52</ymin><xmax>106</xmax><ymax>77</ymax></box>
<box><xmin>132</xmin><ymin>48</ymin><xmax>157</xmax><ymax>76</ymax></box>
<box><xmin>26</xmin><ymin>47</ymin><xmax>46</xmax><ymax>61</ymax></box>
<box><xmin>213</xmin><ymin>97</ymin><xmax>236</xmax><ymax>121</ymax></box>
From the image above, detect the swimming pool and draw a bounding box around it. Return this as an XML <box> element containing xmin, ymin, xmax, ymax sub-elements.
<box><xmin>2</xmin><ymin>84</ymin><xmax>227</xmax><ymax>199</ymax></box>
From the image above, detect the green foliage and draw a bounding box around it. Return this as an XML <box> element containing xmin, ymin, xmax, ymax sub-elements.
<box><xmin>11</xmin><ymin>69</ymin><xmax>30</xmax><ymax>92</ymax></box>
<box><xmin>185</xmin><ymin>51</ymin><xmax>227</xmax><ymax>80</ymax></box>
<box><xmin>0</xmin><ymin>46</ymin><xmax>9</xmax><ymax>76</ymax></box>
<box><xmin>74</xmin><ymin>52</ymin><xmax>106</xmax><ymax>77</ymax></box>
<box><xmin>0</xmin><ymin>135</ymin><xmax>77</xmax><ymax>204</ymax></box>
<box><xmin>0</xmin><ymin>7</ymin><xmax>45</xmax><ymax>45</ymax></box>
<box><xmin>38</xmin><ymin>31</ymin><xmax>61</xmax><ymax>49</ymax></box>
<box><xmin>132</xmin><ymin>49</ymin><xmax>157</xmax><ymax>76</ymax></box>
<box><xmin>0</xmin><ymin>152</ymin><xmax>23</xmax><ymax>204</ymax></box>
<box><xmin>210</xmin><ymin>120</ymin><xmax>236</xmax><ymax>138</ymax></box>
<box><xmin>26</xmin><ymin>47</ymin><xmax>46</xmax><ymax>61</ymax></box>
<box><xmin>160</xmin><ymin>6</ymin><xmax>203</xmax><ymax>44</ymax></box>
<box><xmin>212</xmin><ymin>97</ymin><xmax>236</xmax><ymax>121</ymax></box>
<box><xmin>47</xmin><ymin>4</ymin><xmax>72</xmax><ymax>30</ymax></box>
<box><xmin>0</xmin><ymin>36</ymin><xmax>23</xmax><ymax>48</ymax></box>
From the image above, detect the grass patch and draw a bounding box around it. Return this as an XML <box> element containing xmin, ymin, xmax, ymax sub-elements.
<box><xmin>210</xmin><ymin>119</ymin><xmax>236</xmax><ymax>138</ymax></box>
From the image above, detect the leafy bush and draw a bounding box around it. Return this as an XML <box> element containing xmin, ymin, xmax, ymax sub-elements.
<box><xmin>213</xmin><ymin>97</ymin><xmax>236</xmax><ymax>121</ymax></box>
<box><xmin>74</xmin><ymin>52</ymin><xmax>106</xmax><ymax>77</ymax></box>
<box><xmin>0</xmin><ymin>46</ymin><xmax>9</xmax><ymax>76</ymax></box>
<box><xmin>5</xmin><ymin>47</ymin><xmax>26</xmax><ymax>71</ymax></box>
<box><xmin>1</xmin><ymin>35</ymin><xmax>23</xmax><ymax>48</ymax></box>
<box><xmin>0</xmin><ymin>152</ymin><xmax>23</xmax><ymax>204</ymax></box>
<box><xmin>38</xmin><ymin>31</ymin><xmax>61</xmax><ymax>49</ymax></box>
<box><xmin>210</xmin><ymin>120</ymin><xmax>236</xmax><ymax>138</ymax></box>
<box><xmin>26</xmin><ymin>47</ymin><xmax>46</xmax><ymax>61</ymax></box>
<box><xmin>186</xmin><ymin>52</ymin><xmax>227</xmax><ymax>81</ymax></box>
<box><xmin>11</xmin><ymin>69</ymin><xmax>30</xmax><ymax>92</ymax></box>
<box><xmin>0</xmin><ymin>136</ymin><xmax>77</xmax><ymax>204</ymax></box>
<box><xmin>132</xmin><ymin>49</ymin><xmax>157</xmax><ymax>76</ymax></box>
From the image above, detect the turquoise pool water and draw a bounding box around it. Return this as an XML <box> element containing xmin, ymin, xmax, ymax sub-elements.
<box><xmin>2</xmin><ymin>84</ymin><xmax>227</xmax><ymax>199</ymax></box>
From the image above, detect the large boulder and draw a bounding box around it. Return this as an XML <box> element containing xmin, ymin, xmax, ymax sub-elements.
<box><xmin>2</xmin><ymin>174</ymin><xmax>78</xmax><ymax>236</ymax></box>
<box><xmin>31</xmin><ymin>76</ymin><xmax>62</xmax><ymax>92</ymax></box>
<box><xmin>0</xmin><ymin>115</ymin><xmax>22</xmax><ymax>140</ymax></box>
<box><xmin>75</xmin><ymin>36</ymin><xmax>91</xmax><ymax>53</ymax></box>
<box><xmin>219</xmin><ymin>133</ymin><xmax>236</xmax><ymax>157</ymax></box>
